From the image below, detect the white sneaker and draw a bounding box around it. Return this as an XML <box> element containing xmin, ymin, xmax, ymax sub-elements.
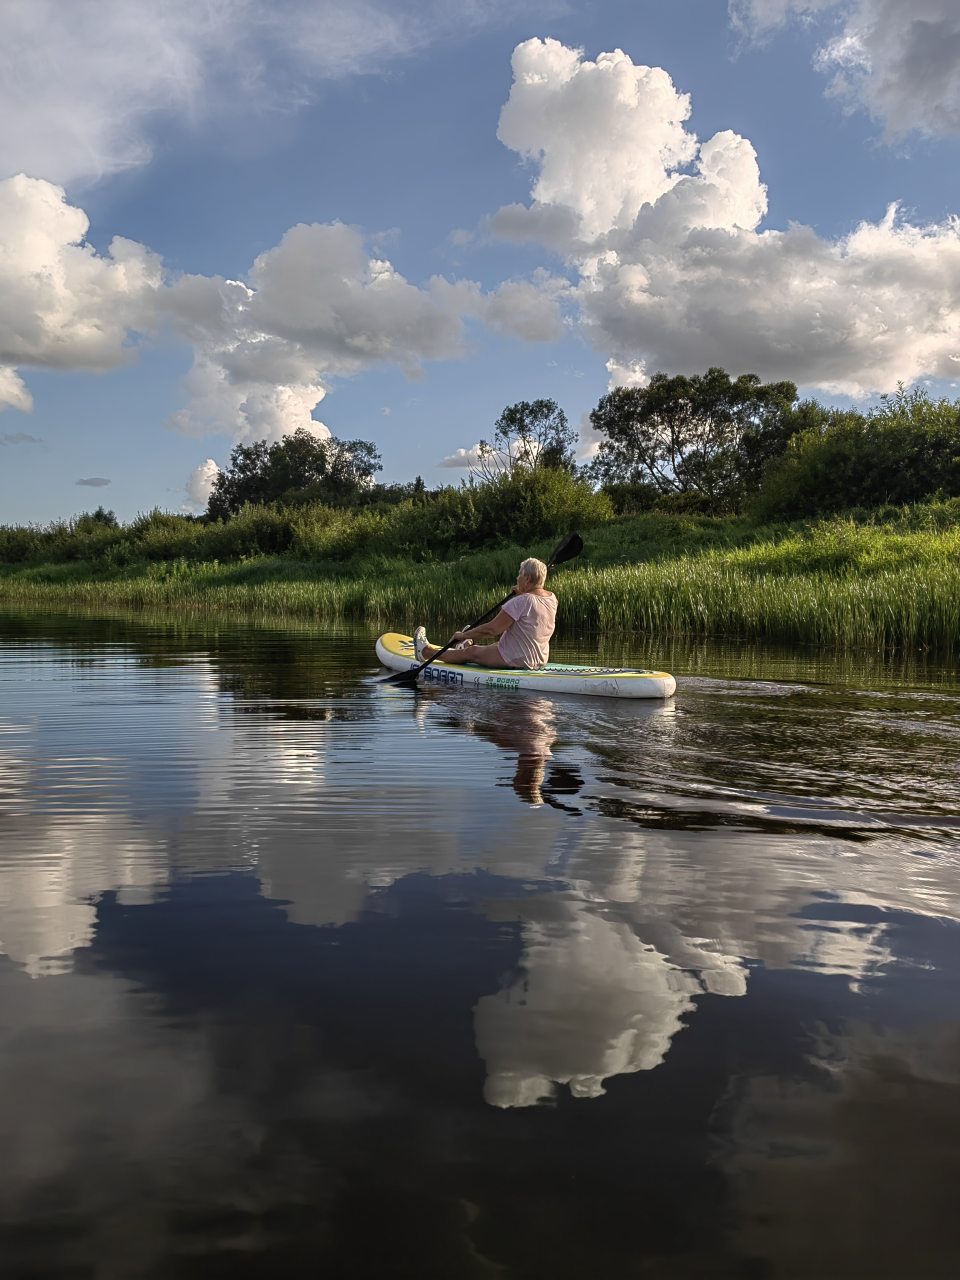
<box><xmin>413</xmin><ymin>625</ymin><xmax>428</xmax><ymax>662</ymax></box>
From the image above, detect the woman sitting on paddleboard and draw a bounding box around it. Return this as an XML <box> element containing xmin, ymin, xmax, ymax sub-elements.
<box><xmin>414</xmin><ymin>557</ymin><xmax>557</xmax><ymax>670</ymax></box>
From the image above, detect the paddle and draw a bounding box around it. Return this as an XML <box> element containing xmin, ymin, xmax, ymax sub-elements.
<box><xmin>383</xmin><ymin>531</ymin><xmax>584</xmax><ymax>689</ymax></box>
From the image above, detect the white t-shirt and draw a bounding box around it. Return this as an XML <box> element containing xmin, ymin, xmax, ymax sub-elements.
<box><xmin>497</xmin><ymin>592</ymin><xmax>557</xmax><ymax>669</ymax></box>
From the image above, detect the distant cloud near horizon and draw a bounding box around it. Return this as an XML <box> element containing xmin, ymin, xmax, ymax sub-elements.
<box><xmin>182</xmin><ymin>458</ymin><xmax>220</xmax><ymax>514</ymax></box>
<box><xmin>75</xmin><ymin>477</ymin><xmax>111</xmax><ymax>488</ymax></box>
<box><xmin>438</xmin><ymin>444</ymin><xmax>484</xmax><ymax>469</ymax></box>
<box><xmin>0</xmin><ymin>431</ymin><xmax>42</xmax><ymax>445</ymax></box>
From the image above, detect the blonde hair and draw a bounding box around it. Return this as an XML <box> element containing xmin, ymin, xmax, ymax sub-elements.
<box><xmin>519</xmin><ymin>556</ymin><xmax>547</xmax><ymax>587</ymax></box>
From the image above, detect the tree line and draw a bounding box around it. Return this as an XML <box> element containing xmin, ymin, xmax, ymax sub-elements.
<box><xmin>4</xmin><ymin>368</ymin><xmax>959</xmax><ymax>568</ymax></box>
<box><xmin>206</xmin><ymin>372</ymin><xmax>960</xmax><ymax>523</ymax></box>
<box><xmin>206</xmin><ymin>398</ymin><xmax>579</xmax><ymax>519</ymax></box>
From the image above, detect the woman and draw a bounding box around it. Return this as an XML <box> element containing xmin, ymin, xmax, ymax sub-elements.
<box><xmin>414</xmin><ymin>556</ymin><xmax>557</xmax><ymax>670</ymax></box>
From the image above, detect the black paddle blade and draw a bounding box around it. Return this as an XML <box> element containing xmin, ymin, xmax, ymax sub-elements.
<box><xmin>381</xmin><ymin>667</ymin><xmax>421</xmax><ymax>687</ymax></box>
<box><xmin>549</xmin><ymin>531</ymin><xmax>583</xmax><ymax>566</ymax></box>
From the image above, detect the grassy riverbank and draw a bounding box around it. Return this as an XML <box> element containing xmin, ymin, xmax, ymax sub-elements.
<box><xmin>2</xmin><ymin>507</ymin><xmax>959</xmax><ymax>652</ymax></box>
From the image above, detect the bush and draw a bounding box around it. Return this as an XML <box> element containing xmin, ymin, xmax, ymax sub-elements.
<box><xmin>289</xmin><ymin>470</ymin><xmax>612</xmax><ymax>559</ymax></box>
<box><xmin>0</xmin><ymin>525</ymin><xmax>45</xmax><ymax>563</ymax></box>
<box><xmin>201</xmin><ymin>506</ymin><xmax>297</xmax><ymax>558</ymax></box>
<box><xmin>466</xmin><ymin>468</ymin><xmax>613</xmax><ymax>547</ymax></box>
<box><xmin>755</xmin><ymin>389</ymin><xmax>960</xmax><ymax>519</ymax></box>
<box><xmin>600</xmin><ymin>482</ymin><xmax>660</xmax><ymax>515</ymax></box>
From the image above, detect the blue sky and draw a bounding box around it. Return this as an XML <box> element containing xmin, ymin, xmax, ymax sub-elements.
<box><xmin>2</xmin><ymin>0</ymin><xmax>960</xmax><ymax>523</ymax></box>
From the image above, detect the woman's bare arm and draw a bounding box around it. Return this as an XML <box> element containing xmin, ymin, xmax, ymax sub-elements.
<box><xmin>455</xmin><ymin>609</ymin><xmax>513</xmax><ymax>641</ymax></box>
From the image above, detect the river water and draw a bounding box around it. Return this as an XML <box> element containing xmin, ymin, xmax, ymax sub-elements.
<box><xmin>1</xmin><ymin>608</ymin><xmax>959</xmax><ymax>1279</ymax></box>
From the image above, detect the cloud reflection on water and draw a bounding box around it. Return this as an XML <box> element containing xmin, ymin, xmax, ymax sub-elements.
<box><xmin>1</xmin><ymin>626</ymin><xmax>959</xmax><ymax>1116</ymax></box>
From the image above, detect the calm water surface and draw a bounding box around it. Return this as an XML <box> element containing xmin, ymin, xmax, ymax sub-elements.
<box><xmin>1</xmin><ymin>609</ymin><xmax>959</xmax><ymax>1279</ymax></box>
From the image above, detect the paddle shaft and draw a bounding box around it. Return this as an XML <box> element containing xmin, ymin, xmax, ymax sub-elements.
<box><xmin>416</xmin><ymin>591</ymin><xmax>516</xmax><ymax>671</ymax></box>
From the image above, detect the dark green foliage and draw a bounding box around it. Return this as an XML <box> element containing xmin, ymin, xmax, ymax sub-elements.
<box><xmin>601</xmin><ymin>482</ymin><xmax>661</xmax><ymax>515</ymax></box>
<box><xmin>587</xmin><ymin>368</ymin><xmax>799</xmax><ymax>509</ymax></box>
<box><xmin>290</xmin><ymin>469</ymin><xmax>612</xmax><ymax>559</ymax></box>
<box><xmin>476</xmin><ymin>399</ymin><xmax>577</xmax><ymax>478</ymax></box>
<box><xmin>207</xmin><ymin>428</ymin><xmax>382</xmax><ymax>518</ymax></box>
<box><xmin>457</xmin><ymin>468</ymin><xmax>609</xmax><ymax>546</ymax></box>
<box><xmin>755</xmin><ymin>387</ymin><xmax>960</xmax><ymax>519</ymax></box>
<box><xmin>76</xmin><ymin>506</ymin><xmax>120</xmax><ymax>529</ymax></box>
<box><xmin>0</xmin><ymin>508</ymin><xmax>127</xmax><ymax>564</ymax></box>
<box><xmin>346</xmin><ymin>475</ymin><xmax>432</xmax><ymax>510</ymax></box>
<box><xmin>602</xmin><ymin>482</ymin><xmax>730</xmax><ymax>516</ymax></box>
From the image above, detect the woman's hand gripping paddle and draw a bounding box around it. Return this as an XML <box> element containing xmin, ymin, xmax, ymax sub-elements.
<box><xmin>382</xmin><ymin>531</ymin><xmax>584</xmax><ymax>689</ymax></box>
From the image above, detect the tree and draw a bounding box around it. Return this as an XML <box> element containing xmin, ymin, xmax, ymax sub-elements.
<box><xmin>74</xmin><ymin>506</ymin><xmax>119</xmax><ymax>530</ymax></box>
<box><xmin>475</xmin><ymin>399</ymin><xmax>577</xmax><ymax>481</ymax></box>
<box><xmin>755</xmin><ymin>386</ymin><xmax>960</xmax><ymax>519</ymax></box>
<box><xmin>586</xmin><ymin>368</ymin><xmax>798</xmax><ymax>508</ymax></box>
<box><xmin>207</xmin><ymin>428</ymin><xmax>382</xmax><ymax>519</ymax></box>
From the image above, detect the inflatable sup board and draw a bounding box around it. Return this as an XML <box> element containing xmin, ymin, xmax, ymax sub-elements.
<box><xmin>376</xmin><ymin>632</ymin><xmax>676</xmax><ymax>699</ymax></box>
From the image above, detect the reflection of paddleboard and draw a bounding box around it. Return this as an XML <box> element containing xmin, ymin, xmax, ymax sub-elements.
<box><xmin>375</xmin><ymin>633</ymin><xmax>676</xmax><ymax>700</ymax></box>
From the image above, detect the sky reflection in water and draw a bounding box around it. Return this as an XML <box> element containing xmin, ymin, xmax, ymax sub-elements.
<box><xmin>1</xmin><ymin>611</ymin><xmax>959</xmax><ymax>1278</ymax></box>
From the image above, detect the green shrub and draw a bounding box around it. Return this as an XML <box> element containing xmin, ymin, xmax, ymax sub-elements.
<box><xmin>602</xmin><ymin>482</ymin><xmax>660</xmax><ymax>515</ymax></box>
<box><xmin>287</xmin><ymin>470</ymin><xmax>612</xmax><ymax>560</ymax></box>
<box><xmin>0</xmin><ymin>525</ymin><xmax>45</xmax><ymax>563</ymax></box>
<box><xmin>756</xmin><ymin>389</ymin><xmax>960</xmax><ymax>519</ymax></box>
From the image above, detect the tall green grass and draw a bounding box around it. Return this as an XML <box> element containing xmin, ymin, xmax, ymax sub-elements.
<box><xmin>3</xmin><ymin>512</ymin><xmax>960</xmax><ymax>652</ymax></box>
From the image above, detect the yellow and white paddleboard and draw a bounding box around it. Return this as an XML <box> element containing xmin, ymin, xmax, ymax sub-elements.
<box><xmin>376</xmin><ymin>633</ymin><xmax>676</xmax><ymax>699</ymax></box>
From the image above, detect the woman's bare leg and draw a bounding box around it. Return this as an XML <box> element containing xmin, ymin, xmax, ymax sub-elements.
<box><xmin>422</xmin><ymin>642</ymin><xmax>508</xmax><ymax>667</ymax></box>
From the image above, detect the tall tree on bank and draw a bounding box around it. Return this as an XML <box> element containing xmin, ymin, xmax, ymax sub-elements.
<box><xmin>587</xmin><ymin>369</ymin><xmax>798</xmax><ymax>508</ymax></box>
<box><xmin>756</xmin><ymin>386</ymin><xmax>960</xmax><ymax>518</ymax></box>
<box><xmin>475</xmin><ymin>399</ymin><xmax>577</xmax><ymax>481</ymax></box>
<box><xmin>208</xmin><ymin>428</ymin><xmax>382</xmax><ymax>519</ymax></box>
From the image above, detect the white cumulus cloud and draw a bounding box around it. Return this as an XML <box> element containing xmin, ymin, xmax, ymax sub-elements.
<box><xmin>165</xmin><ymin>221</ymin><xmax>471</xmax><ymax>443</ymax></box>
<box><xmin>491</xmin><ymin>39</ymin><xmax>960</xmax><ymax>396</ymax></box>
<box><xmin>731</xmin><ymin>1</ymin><xmax>960</xmax><ymax>140</ymax></box>
<box><xmin>497</xmin><ymin>38</ymin><xmax>698</xmax><ymax>242</ymax></box>
<box><xmin>182</xmin><ymin>458</ymin><xmax>220</xmax><ymax>514</ymax></box>
<box><xmin>438</xmin><ymin>431</ymin><xmax>553</xmax><ymax>474</ymax></box>
<box><xmin>605</xmin><ymin>358</ymin><xmax>649</xmax><ymax>390</ymax></box>
<box><xmin>0</xmin><ymin>367</ymin><xmax>32</xmax><ymax>413</ymax></box>
<box><xmin>433</xmin><ymin>271</ymin><xmax>570</xmax><ymax>343</ymax></box>
<box><xmin>0</xmin><ymin>177</ymin><xmax>560</xmax><ymax>457</ymax></box>
<box><xmin>438</xmin><ymin>445</ymin><xmax>484</xmax><ymax>469</ymax></box>
<box><xmin>817</xmin><ymin>0</ymin><xmax>960</xmax><ymax>139</ymax></box>
<box><xmin>481</xmin><ymin>278</ymin><xmax>568</xmax><ymax>342</ymax></box>
<box><xmin>0</xmin><ymin>175</ymin><xmax>162</xmax><ymax>377</ymax></box>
